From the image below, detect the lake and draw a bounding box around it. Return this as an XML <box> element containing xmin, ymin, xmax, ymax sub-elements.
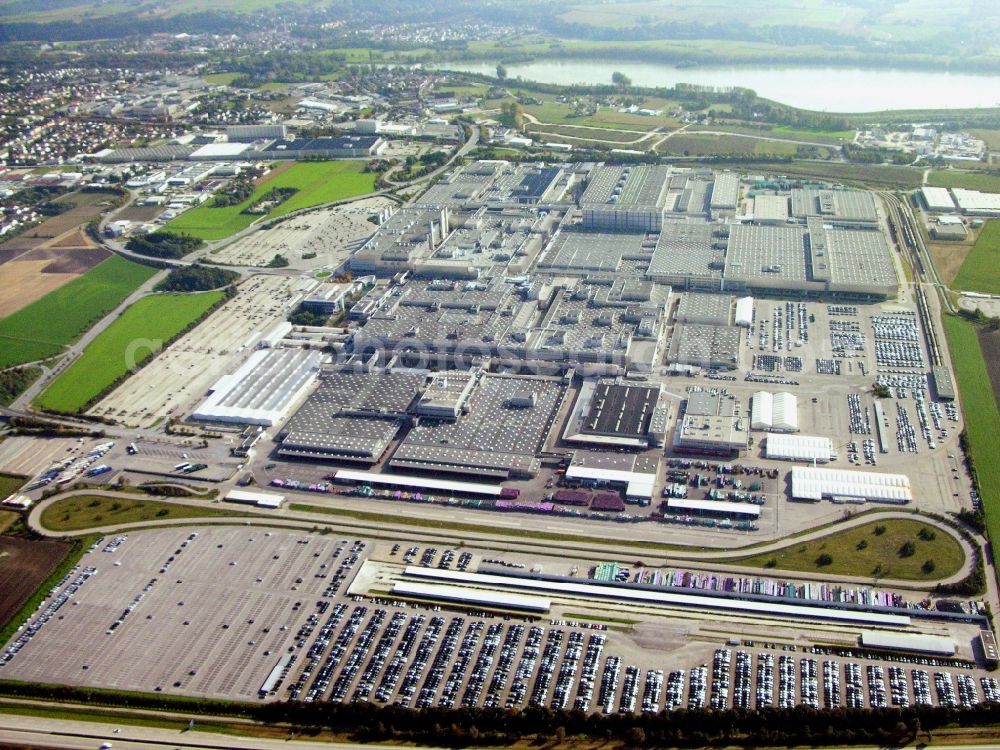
<box><xmin>439</xmin><ymin>59</ymin><xmax>1000</xmax><ymax>113</ymax></box>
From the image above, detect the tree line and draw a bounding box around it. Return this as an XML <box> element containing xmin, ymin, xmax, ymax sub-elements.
<box><xmin>155</xmin><ymin>264</ymin><xmax>238</xmax><ymax>293</ymax></box>
<box><xmin>4</xmin><ymin>676</ymin><xmax>1000</xmax><ymax>749</ymax></box>
<box><xmin>125</xmin><ymin>231</ymin><xmax>203</xmax><ymax>260</ymax></box>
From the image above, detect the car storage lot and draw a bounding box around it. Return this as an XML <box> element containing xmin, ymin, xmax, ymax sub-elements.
<box><xmin>88</xmin><ymin>275</ymin><xmax>303</xmax><ymax>428</ymax></box>
<box><xmin>1</xmin><ymin>527</ymin><xmax>994</xmax><ymax>712</ymax></box>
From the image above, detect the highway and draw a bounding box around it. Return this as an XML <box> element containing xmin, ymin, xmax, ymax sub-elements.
<box><xmin>0</xmin><ymin>713</ymin><xmax>425</xmax><ymax>750</ymax></box>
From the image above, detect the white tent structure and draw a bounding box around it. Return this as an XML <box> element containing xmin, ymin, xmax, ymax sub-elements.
<box><xmin>750</xmin><ymin>391</ymin><xmax>798</xmax><ymax>432</ymax></box>
<box><xmin>765</xmin><ymin>433</ymin><xmax>833</xmax><ymax>463</ymax></box>
<box><xmin>735</xmin><ymin>296</ymin><xmax>754</xmax><ymax>327</ymax></box>
<box><xmin>791</xmin><ymin>467</ymin><xmax>912</xmax><ymax>504</ymax></box>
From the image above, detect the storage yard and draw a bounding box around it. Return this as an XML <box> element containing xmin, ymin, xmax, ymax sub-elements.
<box><xmin>88</xmin><ymin>275</ymin><xmax>306</xmax><ymax>427</ymax></box>
<box><xmin>208</xmin><ymin>197</ymin><xmax>393</xmax><ymax>269</ymax></box>
<box><xmin>0</xmin><ymin>527</ymin><xmax>993</xmax><ymax>713</ymax></box>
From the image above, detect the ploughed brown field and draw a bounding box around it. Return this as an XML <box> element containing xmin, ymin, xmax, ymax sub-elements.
<box><xmin>0</xmin><ymin>200</ymin><xmax>110</xmax><ymax>316</ymax></box>
<box><xmin>0</xmin><ymin>536</ymin><xmax>70</xmax><ymax>627</ymax></box>
<box><xmin>977</xmin><ymin>328</ymin><xmax>1000</xmax><ymax>408</ymax></box>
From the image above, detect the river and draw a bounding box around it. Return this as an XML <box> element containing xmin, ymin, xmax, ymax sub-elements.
<box><xmin>439</xmin><ymin>59</ymin><xmax>1000</xmax><ymax>113</ymax></box>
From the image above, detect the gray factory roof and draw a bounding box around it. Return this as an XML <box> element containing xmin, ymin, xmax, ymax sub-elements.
<box><xmin>709</xmin><ymin>172</ymin><xmax>740</xmax><ymax>210</ymax></box>
<box><xmin>647</xmin><ymin>221</ymin><xmax>723</xmax><ymax>284</ymax></box>
<box><xmin>432</xmin><ymin>209</ymin><xmax>543</xmax><ymax>271</ymax></box>
<box><xmin>538</xmin><ymin>230</ymin><xmax>650</xmax><ymax>274</ymax></box>
<box><xmin>414</xmin><ymin>162</ymin><xmax>506</xmax><ymax>206</ymax></box>
<box><xmin>685</xmin><ymin>390</ymin><xmax>738</xmax><ymax>417</ymax></box>
<box><xmin>666</xmin><ymin>175</ymin><xmax>713</xmax><ymax>216</ymax></box>
<box><xmin>676</xmin><ymin>292</ymin><xmax>732</xmax><ymax>326</ymax></box>
<box><xmin>391</xmin><ymin>374</ymin><xmax>564</xmax><ymax>478</ymax></box>
<box><xmin>724</xmin><ymin>224</ymin><xmax>808</xmax><ymax>286</ymax></box>
<box><xmin>580</xmin><ymin>164</ymin><xmax>672</xmax><ymax>208</ymax></box>
<box><xmin>277</xmin><ymin>370</ymin><xmax>425</xmax><ymax>462</ymax></box>
<box><xmin>351</xmin><ymin>206</ymin><xmax>447</xmax><ymax>272</ymax></box>
<box><xmin>98</xmin><ymin>144</ymin><xmax>194</xmax><ymax>162</ymax></box>
<box><xmin>477</xmin><ymin>164</ymin><xmax>563</xmax><ymax>204</ymax></box>
<box><xmin>280</xmin><ymin>417</ymin><xmax>401</xmax><ymax>462</ymax></box>
<box><xmin>524</xmin><ymin>288</ymin><xmax>659</xmax><ymax>362</ymax></box>
<box><xmin>400</xmin><ymin>277</ymin><xmax>513</xmax><ymax>311</ymax></box>
<box><xmin>751</xmin><ymin>194</ymin><xmax>790</xmax><ymax>222</ymax></box>
<box><xmin>358</xmin><ymin>299</ymin><xmax>517</xmax><ymax>350</ymax></box>
<box><xmin>670</xmin><ymin>323</ymin><xmax>741</xmax><ymax>368</ymax></box>
<box><xmin>791</xmin><ymin>188</ymin><xmax>879</xmax><ymax>224</ymax></box>
<box><xmin>284</xmin><ymin>370</ymin><xmax>425</xmax><ymax>424</ymax></box>
<box><xmin>824</xmin><ymin>227</ymin><xmax>898</xmax><ymax>292</ymax></box>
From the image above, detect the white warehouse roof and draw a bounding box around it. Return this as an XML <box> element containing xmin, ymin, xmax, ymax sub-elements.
<box><xmin>666</xmin><ymin>498</ymin><xmax>760</xmax><ymax>518</ymax></box>
<box><xmin>189</xmin><ymin>142</ymin><xmax>251</xmax><ymax>159</ymax></box>
<box><xmin>952</xmin><ymin>188</ymin><xmax>1000</xmax><ymax>215</ymax></box>
<box><xmin>791</xmin><ymin>466</ymin><xmax>912</xmax><ymax>504</ymax></box>
<box><xmin>334</xmin><ymin>469</ymin><xmax>504</xmax><ymax>497</ymax></box>
<box><xmin>565</xmin><ymin>465</ymin><xmax>657</xmax><ymax>500</ymax></box>
<box><xmin>734</xmin><ymin>296</ymin><xmax>754</xmax><ymax>327</ymax></box>
<box><xmin>921</xmin><ymin>186</ymin><xmax>956</xmax><ymax>211</ymax></box>
<box><xmin>392</xmin><ymin>581</ymin><xmax>551</xmax><ymax>613</ymax></box>
<box><xmin>751</xmin><ymin>391</ymin><xmax>798</xmax><ymax>432</ymax></box>
<box><xmin>225</xmin><ymin>489</ymin><xmax>285</xmax><ymax>508</ymax></box>
<box><xmin>194</xmin><ymin>348</ymin><xmax>322</xmax><ymax>426</ymax></box>
<box><xmin>860</xmin><ymin>630</ymin><xmax>956</xmax><ymax>656</ymax></box>
<box><xmin>765</xmin><ymin>433</ymin><xmax>834</xmax><ymax>463</ymax></box>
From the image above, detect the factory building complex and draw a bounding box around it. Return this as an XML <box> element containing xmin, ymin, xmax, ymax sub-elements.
<box><xmin>175</xmin><ymin>160</ymin><xmax>910</xmax><ymax>525</ymax></box>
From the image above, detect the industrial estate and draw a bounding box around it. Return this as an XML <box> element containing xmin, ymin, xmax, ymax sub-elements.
<box><xmin>4</xmin><ymin>6</ymin><xmax>1000</xmax><ymax>748</ymax></box>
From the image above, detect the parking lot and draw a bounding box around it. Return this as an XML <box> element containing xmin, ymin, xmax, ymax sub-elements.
<box><xmin>88</xmin><ymin>275</ymin><xmax>303</xmax><ymax>428</ymax></box>
<box><xmin>209</xmin><ymin>197</ymin><xmax>392</xmax><ymax>269</ymax></box>
<box><xmin>1</xmin><ymin>527</ymin><xmax>994</xmax><ymax>713</ymax></box>
<box><xmin>0</xmin><ymin>436</ymin><xmax>85</xmax><ymax>479</ymax></box>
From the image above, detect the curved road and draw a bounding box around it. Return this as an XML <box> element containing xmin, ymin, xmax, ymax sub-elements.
<box><xmin>29</xmin><ymin>490</ymin><xmax>978</xmax><ymax>592</ymax></box>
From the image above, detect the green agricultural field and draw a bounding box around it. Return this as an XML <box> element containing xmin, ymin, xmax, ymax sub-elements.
<box><xmin>728</xmin><ymin>519</ymin><xmax>964</xmax><ymax>581</ymax></box>
<box><xmin>266</xmin><ymin>161</ymin><xmax>377</xmax><ymax>217</ymax></box>
<box><xmin>969</xmin><ymin>129</ymin><xmax>1000</xmax><ymax>151</ymax></box>
<box><xmin>0</xmin><ymin>473</ymin><xmax>26</xmax><ymax>499</ymax></box>
<box><xmin>526</xmin><ymin>123</ymin><xmax>646</xmax><ymax>144</ymax></box>
<box><xmin>523</xmin><ymin>101</ymin><xmax>578</xmax><ymax>124</ymax></box>
<box><xmin>203</xmin><ymin>72</ymin><xmax>239</xmax><ymax>85</ymax></box>
<box><xmin>164</xmin><ymin>161</ymin><xmax>376</xmax><ymax>241</ymax></box>
<box><xmin>771</xmin><ymin>124</ymin><xmax>855</xmax><ymax>141</ymax></box>
<box><xmin>927</xmin><ymin>170</ymin><xmax>1000</xmax><ymax>193</ymax></box>
<box><xmin>659</xmin><ymin>133</ymin><xmax>799</xmax><ymax>156</ymax></box>
<box><xmin>35</xmin><ymin>291</ymin><xmax>223</xmax><ymax>414</ymax></box>
<box><xmin>952</xmin><ymin>220</ymin><xmax>1000</xmax><ymax>295</ymax></box>
<box><xmin>521</xmin><ymin>101</ymin><xmax>673</xmax><ymax>132</ymax></box>
<box><xmin>0</xmin><ymin>510</ymin><xmax>18</xmax><ymax>533</ymax></box>
<box><xmin>578</xmin><ymin>110</ymin><xmax>676</xmax><ymax>131</ymax></box>
<box><xmin>39</xmin><ymin>496</ymin><xmax>243</xmax><ymax>532</ymax></box>
<box><xmin>943</xmin><ymin>315</ymin><xmax>1000</xmax><ymax>568</ymax></box>
<box><xmin>702</xmin><ymin>160</ymin><xmax>923</xmax><ymax>189</ymax></box>
<box><xmin>0</xmin><ymin>256</ymin><xmax>156</xmax><ymax>368</ymax></box>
